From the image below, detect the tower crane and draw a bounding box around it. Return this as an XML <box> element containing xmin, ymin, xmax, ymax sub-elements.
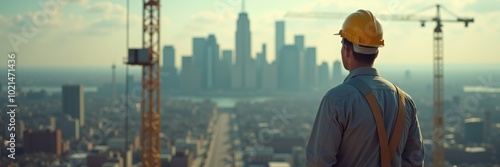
<box><xmin>285</xmin><ymin>4</ymin><xmax>473</xmax><ymax>166</ymax></box>
<box><xmin>126</xmin><ymin>0</ymin><xmax>161</xmax><ymax>166</ymax></box>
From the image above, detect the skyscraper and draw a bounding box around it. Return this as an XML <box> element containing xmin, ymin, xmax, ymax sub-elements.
<box><xmin>332</xmin><ymin>59</ymin><xmax>342</xmax><ymax>84</ymax></box>
<box><xmin>278</xmin><ymin>45</ymin><xmax>300</xmax><ymax>90</ymax></box>
<box><xmin>24</xmin><ymin>129</ymin><xmax>62</xmax><ymax>156</ymax></box>
<box><xmin>294</xmin><ymin>35</ymin><xmax>304</xmax><ymax>52</ymax></box>
<box><xmin>235</xmin><ymin>5</ymin><xmax>255</xmax><ymax>89</ymax></box>
<box><xmin>62</xmin><ymin>85</ymin><xmax>84</xmax><ymax>126</ymax></box>
<box><xmin>256</xmin><ymin>43</ymin><xmax>267</xmax><ymax>69</ymax></box>
<box><xmin>162</xmin><ymin>45</ymin><xmax>180</xmax><ymax>90</ymax></box>
<box><xmin>256</xmin><ymin>44</ymin><xmax>267</xmax><ymax>88</ymax></box>
<box><xmin>464</xmin><ymin>118</ymin><xmax>484</xmax><ymax>144</ymax></box>
<box><xmin>180</xmin><ymin>56</ymin><xmax>201</xmax><ymax>90</ymax></box>
<box><xmin>189</xmin><ymin>37</ymin><xmax>207</xmax><ymax>88</ymax></box>
<box><xmin>244</xmin><ymin>60</ymin><xmax>257</xmax><ymax>89</ymax></box>
<box><xmin>294</xmin><ymin>35</ymin><xmax>305</xmax><ymax>88</ymax></box>
<box><xmin>214</xmin><ymin>62</ymin><xmax>231</xmax><ymax>90</ymax></box>
<box><xmin>235</xmin><ymin>12</ymin><xmax>251</xmax><ymax>70</ymax></box>
<box><xmin>206</xmin><ymin>34</ymin><xmax>220</xmax><ymax>89</ymax></box>
<box><xmin>222</xmin><ymin>50</ymin><xmax>233</xmax><ymax>65</ymax></box>
<box><xmin>163</xmin><ymin>46</ymin><xmax>175</xmax><ymax>69</ymax></box>
<box><xmin>260</xmin><ymin>61</ymin><xmax>277</xmax><ymax>90</ymax></box>
<box><xmin>231</xmin><ymin>64</ymin><xmax>243</xmax><ymax>89</ymax></box>
<box><xmin>182</xmin><ymin>56</ymin><xmax>193</xmax><ymax>70</ymax></box>
<box><xmin>275</xmin><ymin>21</ymin><xmax>285</xmax><ymax>59</ymax></box>
<box><xmin>193</xmin><ymin>38</ymin><xmax>206</xmax><ymax>68</ymax></box>
<box><xmin>57</xmin><ymin>115</ymin><xmax>80</xmax><ymax>140</ymax></box>
<box><xmin>318</xmin><ymin>62</ymin><xmax>330</xmax><ymax>86</ymax></box>
<box><xmin>216</xmin><ymin>50</ymin><xmax>232</xmax><ymax>90</ymax></box>
<box><xmin>304</xmin><ymin>47</ymin><xmax>317</xmax><ymax>89</ymax></box>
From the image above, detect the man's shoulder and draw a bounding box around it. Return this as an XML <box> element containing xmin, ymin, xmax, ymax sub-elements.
<box><xmin>396</xmin><ymin>87</ymin><xmax>417</xmax><ymax>107</ymax></box>
<box><xmin>325</xmin><ymin>78</ymin><xmax>417</xmax><ymax>103</ymax></box>
<box><xmin>324</xmin><ymin>83</ymin><xmax>359</xmax><ymax>103</ymax></box>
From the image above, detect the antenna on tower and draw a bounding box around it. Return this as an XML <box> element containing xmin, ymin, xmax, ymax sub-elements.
<box><xmin>242</xmin><ymin>0</ymin><xmax>245</xmax><ymax>12</ymax></box>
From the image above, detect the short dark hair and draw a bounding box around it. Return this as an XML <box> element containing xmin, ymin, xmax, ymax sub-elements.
<box><xmin>342</xmin><ymin>38</ymin><xmax>377</xmax><ymax>65</ymax></box>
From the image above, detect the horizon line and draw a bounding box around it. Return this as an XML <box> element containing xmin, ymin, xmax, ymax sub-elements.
<box><xmin>3</xmin><ymin>63</ymin><xmax>499</xmax><ymax>68</ymax></box>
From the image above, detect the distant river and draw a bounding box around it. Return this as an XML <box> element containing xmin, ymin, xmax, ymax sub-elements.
<box><xmin>463</xmin><ymin>86</ymin><xmax>500</xmax><ymax>93</ymax></box>
<box><xmin>1</xmin><ymin>86</ymin><xmax>273</xmax><ymax>108</ymax></box>
<box><xmin>168</xmin><ymin>96</ymin><xmax>275</xmax><ymax>108</ymax></box>
<box><xmin>4</xmin><ymin>86</ymin><xmax>498</xmax><ymax>108</ymax></box>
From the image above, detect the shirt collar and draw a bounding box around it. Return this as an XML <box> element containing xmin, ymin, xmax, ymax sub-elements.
<box><xmin>343</xmin><ymin>67</ymin><xmax>380</xmax><ymax>83</ymax></box>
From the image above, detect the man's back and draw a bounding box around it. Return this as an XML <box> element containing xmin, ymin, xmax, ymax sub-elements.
<box><xmin>306</xmin><ymin>67</ymin><xmax>424</xmax><ymax>167</ymax></box>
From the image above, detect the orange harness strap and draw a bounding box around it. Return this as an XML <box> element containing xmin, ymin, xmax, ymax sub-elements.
<box><xmin>347</xmin><ymin>78</ymin><xmax>406</xmax><ymax>167</ymax></box>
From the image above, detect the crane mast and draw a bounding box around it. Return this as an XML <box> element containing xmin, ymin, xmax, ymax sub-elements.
<box><xmin>432</xmin><ymin>5</ymin><xmax>445</xmax><ymax>167</ymax></box>
<box><xmin>142</xmin><ymin>0</ymin><xmax>161</xmax><ymax>166</ymax></box>
<box><xmin>125</xmin><ymin>0</ymin><xmax>162</xmax><ymax>166</ymax></box>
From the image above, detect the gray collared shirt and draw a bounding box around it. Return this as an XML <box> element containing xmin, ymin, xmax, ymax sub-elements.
<box><xmin>306</xmin><ymin>67</ymin><xmax>425</xmax><ymax>167</ymax></box>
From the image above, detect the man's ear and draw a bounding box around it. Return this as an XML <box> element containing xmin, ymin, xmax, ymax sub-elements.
<box><xmin>343</xmin><ymin>45</ymin><xmax>351</xmax><ymax>57</ymax></box>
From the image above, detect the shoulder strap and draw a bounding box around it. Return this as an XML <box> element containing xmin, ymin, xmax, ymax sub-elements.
<box><xmin>346</xmin><ymin>78</ymin><xmax>406</xmax><ymax>167</ymax></box>
<box><xmin>390</xmin><ymin>85</ymin><xmax>406</xmax><ymax>159</ymax></box>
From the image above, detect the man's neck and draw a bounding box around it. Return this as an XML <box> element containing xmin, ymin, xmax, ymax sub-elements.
<box><xmin>348</xmin><ymin>64</ymin><xmax>373</xmax><ymax>72</ymax></box>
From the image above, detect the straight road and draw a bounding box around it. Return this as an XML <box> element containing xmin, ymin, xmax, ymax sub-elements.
<box><xmin>206</xmin><ymin>113</ymin><xmax>231</xmax><ymax>167</ymax></box>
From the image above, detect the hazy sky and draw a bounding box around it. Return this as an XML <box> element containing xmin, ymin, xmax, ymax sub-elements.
<box><xmin>0</xmin><ymin>0</ymin><xmax>499</xmax><ymax>69</ymax></box>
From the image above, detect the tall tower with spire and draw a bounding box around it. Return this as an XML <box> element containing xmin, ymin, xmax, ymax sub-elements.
<box><xmin>233</xmin><ymin>0</ymin><xmax>256</xmax><ymax>89</ymax></box>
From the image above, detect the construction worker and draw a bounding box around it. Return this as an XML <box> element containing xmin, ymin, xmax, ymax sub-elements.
<box><xmin>306</xmin><ymin>9</ymin><xmax>425</xmax><ymax>167</ymax></box>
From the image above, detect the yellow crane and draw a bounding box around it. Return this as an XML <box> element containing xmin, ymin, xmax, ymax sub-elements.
<box><xmin>127</xmin><ymin>0</ymin><xmax>161</xmax><ymax>166</ymax></box>
<box><xmin>285</xmin><ymin>4</ymin><xmax>473</xmax><ymax>166</ymax></box>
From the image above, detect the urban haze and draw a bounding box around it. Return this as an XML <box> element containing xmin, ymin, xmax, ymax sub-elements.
<box><xmin>0</xmin><ymin>0</ymin><xmax>500</xmax><ymax>167</ymax></box>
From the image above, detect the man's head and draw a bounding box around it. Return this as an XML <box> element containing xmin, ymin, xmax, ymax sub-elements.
<box><xmin>340</xmin><ymin>37</ymin><xmax>378</xmax><ymax>70</ymax></box>
<box><xmin>335</xmin><ymin>9</ymin><xmax>384</xmax><ymax>71</ymax></box>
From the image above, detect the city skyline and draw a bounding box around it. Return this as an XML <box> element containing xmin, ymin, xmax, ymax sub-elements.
<box><xmin>0</xmin><ymin>0</ymin><xmax>499</xmax><ymax>69</ymax></box>
<box><xmin>1</xmin><ymin>1</ymin><xmax>500</xmax><ymax>166</ymax></box>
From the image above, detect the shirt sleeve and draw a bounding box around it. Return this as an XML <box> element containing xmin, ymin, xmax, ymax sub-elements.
<box><xmin>402</xmin><ymin>99</ymin><xmax>425</xmax><ymax>167</ymax></box>
<box><xmin>306</xmin><ymin>95</ymin><xmax>344</xmax><ymax>167</ymax></box>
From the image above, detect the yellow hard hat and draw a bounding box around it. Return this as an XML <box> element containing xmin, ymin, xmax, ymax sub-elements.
<box><xmin>335</xmin><ymin>9</ymin><xmax>384</xmax><ymax>47</ymax></box>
